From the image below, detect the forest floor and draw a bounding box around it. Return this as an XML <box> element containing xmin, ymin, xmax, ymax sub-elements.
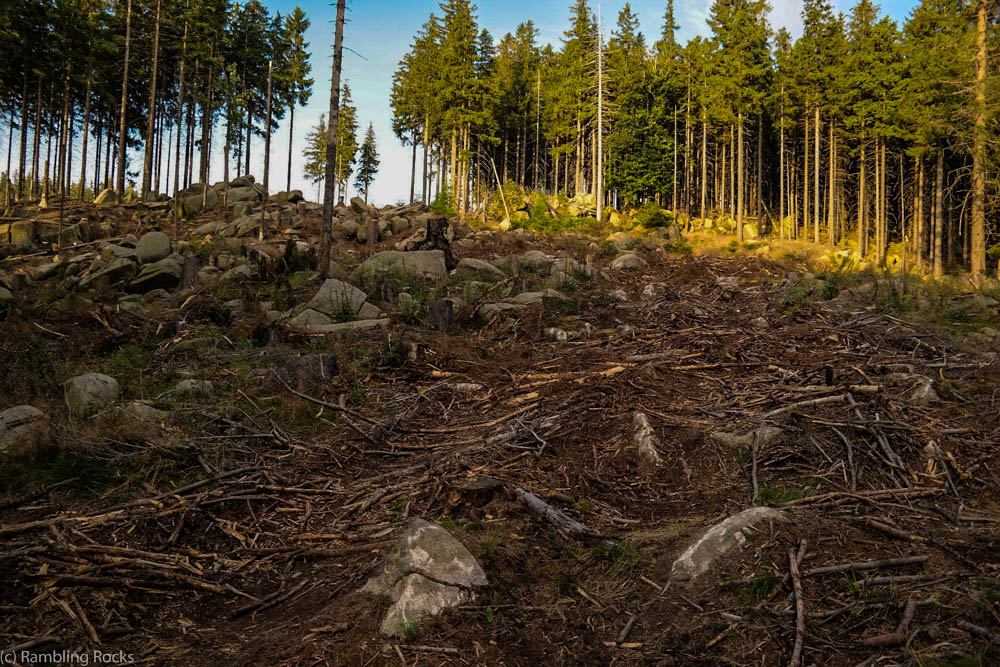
<box><xmin>1</xmin><ymin>199</ymin><xmax>1000</xmax><ymax>666</ymax></box>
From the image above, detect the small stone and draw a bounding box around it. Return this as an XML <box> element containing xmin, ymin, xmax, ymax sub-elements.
<box><xmin>0</xmin><ymin>406</ymin><xmax>50</xmax><ymax>452</ymax></box>
<box><xmin>750</xmin><ymin>316</ymin><xmax>769</xmax><ymax>330</ymax></box>
<box><xmin>610</xmin><ymin>253</ymin><xmax>647</xmax><ymax>271</ymax></box>
<box><xmin>709</xmin><ymin>426</ymin><xmax>784</xmax><ymax>449</ymax></box>
<box><xmin>135</xmin><ymin>232</ymin><xmax>172</xmax><ymax>264</ymax></box>
<box><xmin>121</xmin><ymin>402</ymin><xmax>169</xmax><ymax>423</ymax></box>
<box><xmin>716</xmin><ymin>276</ymin><xmax>740</xmax><ymax>291</ymax></box>
<box><xmin>671</xmin><ymin>507</ymin><xmax>791</xmax><ymax>582</ymax></box>
<box><xmin>631</xmin><ymin>412</ymin><xmax>662</xmax><ymax>472</ymax></box>
<box><xmin>65</xmin><ymin>373</ymin><xmax>120</xmax><ymax>417</ymax></box>
<box><xmin>544</xmin><ymin>327</ymin><xmax>569</xmax><ymax>343</ymax></box>
<box><xmin>608</xmin><ymin>289</ymin><xmax>629</xmax><ymax>303</ymax></box>
<box><xmin>363</xmin><ymin>519</ymin><xmax>488</xmax><ymax>636</ymax></box>
<box><xmin>175</xmin><ymin>379</ymin><xmax>213</xmax><ymax>396</ymax></box>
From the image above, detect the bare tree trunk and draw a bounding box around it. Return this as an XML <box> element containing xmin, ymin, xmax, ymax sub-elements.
<box><xmin>320</xmin><ymin>0</ymin><xmax>346</xmax><ymax>280</ymax></box>
<box><xmin>700</xmin><ymin>114</ymin><xmax>707</xmax><ymax>221</ymax></box>
<box><xmin>672</xmin><ymin>108</ymin><xmax>677</xmax><ymax>213</ymax></box>
<box><xmin>259</xmin><ymin>59</ymin><xmax>273</xmax><ymax>242</ymax></box>
<box><xmin>915</xmin><ymin>154</ymin><xmax>923</xmax><ymax>273</ymax></box>
<box><xmin>779</xmin><ymin>96</ymin><xmax>785</xmax><ymax>239</ymax></box>
<box><xmin>173</xmin><ymin>20</ymin><xmax>188</xmax><ymax>239</ymax></box>
<box><xmin>141</xmin><ymin>0</ymin><xmax>161</xmax><ymax>199</ymax></box>
<box><xmin>971</xmin><ymin>0</ymin><xmax>987</xmax><ymax>281</ymax></box>
<box><xmin>31</xmin><ymin>77</ymin><xmax>41</xmax><ymax>200</ymax></box>
<box><xmin>803</xmin><ymin>112</ymin><xmax>808</xmax><ymax>243</ymax></box>
<box><xmin>116</xmin><ymin>0</ymin><xmax>133</xmax><ymax>196</ymax></box>
<box><xmin>737</xmin><ymin>111</ymin><xmax>744</xmax><ymax>242</ymax></box>
<box><xmin>286</xmin><ymin>104</ymin><xmax>295</xmax><ymax>192</ymax></box>
<box><xmin>813</xmin><ymin>107</ymin><xmax>820</xmax><ymax>244</ymax></box>
<box><xmin>422</xmin><ymin>116</ymin><xmax>429</xmax><ymax>202</ymax></box>
<box><xmin>78</xmin><ymin>78</ymin><xmax>91</xmax><ymax>199</ymax></box>
<box><xmin>933</xmin><ymin>150</ymin><xmax>944</xmax><ymax>278</ymax></box>
<box><xmin>828</xmin><ymin>120</ymin><xmax>835</xmax><ymax>246</ymax></box>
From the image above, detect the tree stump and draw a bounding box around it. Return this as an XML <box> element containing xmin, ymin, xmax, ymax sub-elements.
<box><xmin>428</xmin><ymin>299</ymin><xmax>455</xmax><ymax>330</ymax></box>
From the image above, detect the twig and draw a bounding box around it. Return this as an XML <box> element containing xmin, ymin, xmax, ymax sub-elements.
<box><xmin>804</xmin><ymin>555</ymin><xmax>929</xmax><ymax>577</ymax></box>
<box><xmin>957</xmin><ymin>620</ymin><xmax>1000</xmax><ymax>644</ymax></box>
<box><xmin>763</xmin><ymin>394</ymin><xmax>848</xmax><ymax>419</ymax></box>
<box><xmin>789</xmin><ymin>548</ymin><xmax>806</xmax><ymax>667</ymax></box>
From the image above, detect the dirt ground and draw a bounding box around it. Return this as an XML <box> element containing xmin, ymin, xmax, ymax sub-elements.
<box><xmin>2</xmin><ymin>206</ymin><xmax>999</xmax><ymax>666</ymax></box>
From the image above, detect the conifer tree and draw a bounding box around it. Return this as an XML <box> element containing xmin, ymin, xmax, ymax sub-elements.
<box><xmin>354</xmin><ymin>122</ymin><xmax>379</xmax><ymax>203</ymax></box>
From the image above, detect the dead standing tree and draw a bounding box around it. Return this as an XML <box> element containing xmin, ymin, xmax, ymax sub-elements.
<box><xmin>319</xmin><ymin>0</ymin><xmax>347</xmax><ymax>280</ymax></box>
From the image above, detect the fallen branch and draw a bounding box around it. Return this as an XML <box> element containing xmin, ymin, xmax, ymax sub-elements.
<box><xmin>804</xmin><ymin>555</ymin><xmax>929</xmax><ymax>577</ymax></box>
<box><xmin>789</xmin><ymin>548</ymin><xmax>806</xmax><ymax>667</ymax></box>
<box><xmin>763</xmin><ymin>394</ymin><xmax>849</xmax><ymax>419</ymax></box>
<box><xmin>860</xmin><ymin>598</ymin><xmax>917</xmax><ymax>647</ymax></box>
<box><xmin>509</xmin><ymin>487</ymin><xmax>604</xmax><ymax>543</ymax></box>
<box><xmin>957</xmin><ymin>620</ymin><xmax>1000</xmax><ymax>644</ymax></box>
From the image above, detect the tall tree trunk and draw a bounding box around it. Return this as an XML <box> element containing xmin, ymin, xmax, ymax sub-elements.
<box><xmin>141</xmin><ymin>0</ymin><xmax>161</xmax><ymax>199</ymax></box>
<box><xmin>756</xmin><ymin>115</ymin><xmax>763</xmax><ymax>234</ymax></box>
<box><xmin>933</xmin><ymin>150</ymin><xmax>944</xmax><ymax>278</ymax></box>
<box><xmin>116</xmin><ymin>0</ymin><xmax>133</xmax><ymax>196</ymax></box>
<box><xmin>737</xmin><ymin>111</ymin><xmax>744</xmax><ymax>242</ymax></box>
<box><xmin>858</xmin><ymin>142</ymin><xmax>866</xmax><ymax>256</ymax></box>
<box><xmin>320</xmin><ymin>0</ymin><xmax>346</xmax><ymax>280</ymax></box>
<box><xmin>971</xmin><ymin>0</ymin><xmax>987</xmax><ymax>281</ymax></box>
<box><xmin>16</xmin><ymin>75</ymin><xmax>27</xmax><ymax>200</ymax></box>
<box><xmin>700</xmin><ymin>114</ymin><xmax>707</xmax><ymax>221</ymax></box>
<box><xmin>200</xmin><ymin>57</ymin><xmax>214</xmax><ymax>189</ymax></box>
<box><xmin>286</xmin><ymin>104</ymin><xmax>295</xmax><ymax>192</ymax></box>
<box><xmin>173</xmin><ymin>20</ymin><xmax>187</xmax><ymax>239</ymax></box>
<box><xmin>813</xmin><ymin>107</ymin><xmax>820</xmax><ymax>244</ymax></box>
<box><xmin>803</xmin><ymin>112</ymin><xmax>808</xmax><ymax>243</ymax></box>
<box><xmin>915</xmin><ymin>154</ymin><xmax>923</xmax><ymax>273</ymax></box>
<box><xmin>779</xmin><ymin>98</ymin><xmax>785</xmax><ymax>239</ymax></box>
<box><xmin>450</xmin><ymin>128</ymin><xmax>458</xmax><ymax>202</ymax></box>
<box><xmin>31</xmin><ymin>77</ymin><xmax>41</xmax><ymax>200</ymax></box>
<box><xmin>671</xmin><ymin>108</ymin><xmax>677</xmax><ymax>213</ymax></box>
<box><xmin>79</xmin><ymin>78</ymin><xmax>91</xmax><ymax>199</ymax></box>
<box><xmin>260</xmin><ymin>58</ymin><xmax>273</xmax><ymax>242</ymax></box>
<box><xmin>409</xmin><ymin>128</ymin><xmax>417</xmax><ymax>204</ymax></box>
<box><xmin>58</xmin><ymin>63</ymin><xmax>71</xmax><ymax>198</ymax></box>
<box><xmin>422</xmin><ymin>118</ymin><xmax>429</xmax><ymax>202</ymax></box>
<box><xmin>828</xmin><ymin>120</ymin><xmax>835</xmax><ymax>246</ymax></box>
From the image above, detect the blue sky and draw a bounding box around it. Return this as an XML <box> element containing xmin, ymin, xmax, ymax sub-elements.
<box><xmin>237</xmin><ymin>0</ymin><xmax>919</xmax><ymax>205</ymax></box>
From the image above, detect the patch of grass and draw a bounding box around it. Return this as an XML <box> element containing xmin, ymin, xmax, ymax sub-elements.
<box><xmin>398</xmin><ymin>620</ymin><xmax>422</xmax><ymax>641</ymax></box>
<box><xmin>756</xmin><ymin>485</ymin><xmax>804</xmax><ymax>506</ymax></box>
<box><xmin>480</xmin><ymin>532</ymin><xmax>500</xmax><ymax>558</ymax></box>
<box><xmin>550</xmin><ymin>574</ymin><xmax>577</xmax><ymax>597</ymax></box>
<box><xmin>592</xmin><ymin>540</ymin><xmax>647</xmax><ymax>576</ymax></box>
<box><xmin>663</xmin><ymin>237</ymin><xmax>694</xmax><ymax>256</ymax></box>
<box><xmin>0</xmin><ymin>444</ymin><xmax>119</xmax><ymax>497</ymax></box>
<box><xmin>439</xmin><ymin>516</ymin><xmax>459</xmax><ymax>531</ymax></box>
<box><xmin>739</xmin><ymin>570</ymin><xmax>780</xmax><ymax>603</ymax></box>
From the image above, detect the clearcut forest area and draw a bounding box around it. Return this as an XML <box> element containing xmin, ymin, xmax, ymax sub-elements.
<box><xmin>2</xmin><ymin>0</ymin><xmax>1000</xmax><ymax>665</ymax></box>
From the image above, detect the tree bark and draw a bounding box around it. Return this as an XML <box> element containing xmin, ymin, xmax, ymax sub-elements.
<box><xmin>142</xmin><ymin>0</ymin><xmax>161</xmax><ymax>199</ymax></box>
<box><xmin>116</xmin><ymin>0</ymin><xmax>133</xmax><ymax>196</ymax></box>
<box><xmin>971</xmin><ymin>0</ymin><xmax>987</xmax><ymax>281</ymax></box>
<box><xmin>173</xmin><ymin>20</ymin><xmax>188</xmax><ymax>239</ymax></box>
<box><xmin>737</xmin><ymin>111</ymin><xmax>744</xmax><ymax>242</ymax></box>
<box><xmin>813</xmin><ymin>107</ymin><xmax>820</xmax><ymax>244</ymax></box>
<box><xmin>320</xmin><ymin>0</ymin><xmax>346</xmax><ymax>280</ymax></box>
<box><xmin>933</xmin><ymin>150</ymin><xmax>944</xmax><ymax>278</ymax></box>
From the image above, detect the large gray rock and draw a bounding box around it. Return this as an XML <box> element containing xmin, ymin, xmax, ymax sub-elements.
<box><xmin>129</xmin><ymin>255</ymin><xmax>183</xmax><ymax>293</ymax></box>
<box><xmin>289</xmin><ymin>309</ymin><xmax>333</xmax><ymax>327</ymax></box>
<box><xmin>455</xmin><ymin>258</ymin><xmax>507</xmax><ymax>281</ymax></box>
<box><xmin>0</xmin><ymin>406</ymin><xmax>50</xmax><ymax>452</ymax></box>
<box><xmin>227</xmin><ymin>186</ymin><xmax>260</xmax><ymax>205</ymax></box>
<box><xmin>136</xmin><ymin>232</ymin><xmax>172</xmax><ymax>264</ymax></box>
<box><xmin>229</xmin><ymin>174</ymin><xmax>255</xmax><ymax>188</ymax></box>
<box><xmin>292</xmin><ymin>318</ymin><xmax>390</xmax><ymax>334</ymax></box>
<box><xmin>363</xmin><ymin>519</ymin><xmax>488</xmax><ymax>636</ymax></box>
<box><xmin>519</xmin><ymin>250</ymin><xmax>554</xmax><ymax>272</ymax></box>
<box><xmin>65</xmin><ymin>373</ymin><xmax>120</xmax><ymax>417</ymax></box>
<box><xmin>0</xmin><ymin>286</ymin><xmax>13</xmax><ymax>303</ymax></box>
<box><xmin>305</xmin><ymin>279</ymin><xmax>369</xmax><ymax>319</ymax></box>
<box><xmin>269</xmin><ymin>190</ymin><xmax>303</xmax><ymax>204</ymax></box>
<box><xmin>180</xmin><ymin>187</ymin><xmax>218</xmax><ymax>217</ymax></box>
<box><xmin>359</xmin><ymin>250</ymin><xmax>448</xmax><ymax>282</ymax></box>
<box><xmin>120</xmin><ymin>402</ymin><xmax>169</xmax><ymax>423</ymax></box>
<box><xmin>506</xmin><ymin>289</ymin><xmax>566</xmax><ymax>305</ymax></box>
<box><xmin>671</xmin><ymin>507</ymin><xmax>790</xmax><ymax>582</ymax></box>
<box><xmin>94</xmin><ymin>188</ymin><xmax>119</xmax><ymax>205</ymax></box>
<box><xmin>30</xmin><ymin>261</ymin><xmax>64</xmax><ymax>282</ymax></box>
<box><xmin>610</xmin><ymin>253</ymin><xmax>647</xmax><ymax>271</ymax></box>
<box><xmin>80</xmin><ymin>256</ymin><xmax>138</xmax><ymax>289</ymax></box>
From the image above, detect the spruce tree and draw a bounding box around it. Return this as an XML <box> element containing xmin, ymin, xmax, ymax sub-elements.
<box><xmin>354</xmin><ymin>122</ymin><xmax>379</xmax><ymax>203</ymax></box>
